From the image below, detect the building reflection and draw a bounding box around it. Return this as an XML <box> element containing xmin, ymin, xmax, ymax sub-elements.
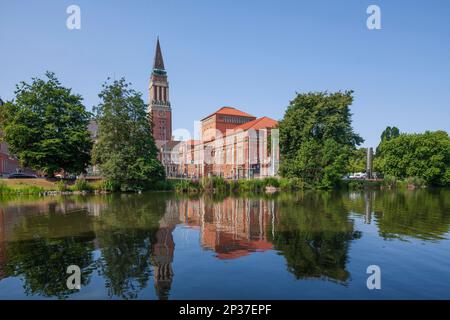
<box><xmin>177</xmin><ymin>197</ymin><xmax>276</xmax><ymax>259</ymax></box>
<box><xmin>146</xmin><ymin>197</ymin><xmax>277</xmax><ymax>299</ymax></box>
<box><xmin>151</xmin><ymin>200</ymin><xmax>178</xmax><ymax>300</ymax></box>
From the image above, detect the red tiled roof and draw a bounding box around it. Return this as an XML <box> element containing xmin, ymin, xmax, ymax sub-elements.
<box><xmin>201</xmin><ymin>106</ymin><xmax>255</xmax><ymax>121</ymax></box>
<box><xmin>233</xmin><ymin>116</ymin><xmax>278</xmax><ymax>131</ymax></box>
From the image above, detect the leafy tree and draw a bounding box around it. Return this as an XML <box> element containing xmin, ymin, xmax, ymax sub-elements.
<box><xmin>376</xmin><ymin>126</ymin><xmax>400</xmax><ymax>155</ymax></box>
<box><xmin>348</xmin><ymin>148</ymin><xmax>367</xmax><ymax>173</ymax></box>
<box><xmin>0</xmin><ymin>72</ymin><xmax>93</xmax><ymax>176</ymax></box>
<box><xmin>376</xmin><ymin>130</ymin><xmax>450</xmax><ymax>186</ymax></box>
<box><xmin>92</xmin><ymin>78</ymin><xmax>165</xmax><ymax>191</ymax></box>
<box><xmin>278</xmin><ymin>91</ymin><xmax>363</xmax><ymax>188</ymax></box>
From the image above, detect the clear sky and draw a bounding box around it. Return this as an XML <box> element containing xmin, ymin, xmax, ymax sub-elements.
<box><xmin>1</xmin><ymin>0</ymin><xmax>449</xmax><ymax>147</ymax></box>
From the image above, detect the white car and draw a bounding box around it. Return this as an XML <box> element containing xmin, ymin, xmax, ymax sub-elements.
<box><xmin>350</xmin><ymin>172</ymin><xmax>367</xmax><ymax>179</ymax></box>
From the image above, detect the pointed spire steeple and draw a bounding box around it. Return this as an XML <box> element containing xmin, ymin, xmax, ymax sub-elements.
<box><xmin>153</xmin><ymin>37</ymin><xmax>165</xmax><ymax>71</ymax></box>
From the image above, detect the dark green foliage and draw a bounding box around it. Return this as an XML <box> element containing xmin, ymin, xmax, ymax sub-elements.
<box><xmin>348</xmin><ymin>148</ymin><xmax>367</xmax><ymax>173</ymax></box>
<box><xmin>91</xmin><ymin>78</ymin><xmax>165</xmax><ymax>191</ymax></box>
<box><xmin>376</xmin><ymin>131</ymin><xmax>450</xmax><ymax>186</ymax></box>
<box><xmin>278</xmin><ymin>91</ymin><xmax>363</xmax><ymax>188</ymax></box>
<box><xmin>376</xmin><ymin>126</ymin><xmax>400</xmax><ymax>155</ymax></box>
<box><xmin>0</xmin><ymin>72</ymin><xmax>93</xmax><ymax>176</ymax></box>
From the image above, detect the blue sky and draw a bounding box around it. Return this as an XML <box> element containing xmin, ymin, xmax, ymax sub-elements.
<box><xmin>1</xmin><ymin>0</ymin><xmax>449</xmax><ymax>147</ymax></box>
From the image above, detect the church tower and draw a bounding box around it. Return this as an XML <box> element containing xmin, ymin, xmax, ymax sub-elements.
<box><xmin>148</xmin><ymin>38</ymin><xmax>172</xmax><ymax>144</ymax></box>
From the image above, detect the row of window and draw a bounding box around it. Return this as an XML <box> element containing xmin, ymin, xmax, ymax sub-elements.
<box><xmin>219</xmin><ymin>115</ymin><xmax>251</xmax><ymax>124</ymax></box>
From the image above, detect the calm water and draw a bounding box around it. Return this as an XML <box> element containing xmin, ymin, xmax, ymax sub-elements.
<box><xmin>0</xmin><ymin>189</ymin><xmax>449</xmax><ymax>300</ymax></box>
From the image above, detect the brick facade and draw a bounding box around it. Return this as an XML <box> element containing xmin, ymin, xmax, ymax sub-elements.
<box><xmin>176</xmin><ymin>107</ymin><xmax>280</xmax><ymax>179</ymax></box>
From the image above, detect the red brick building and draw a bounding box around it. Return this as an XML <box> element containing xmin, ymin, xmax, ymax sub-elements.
<box><xmin>177</xmin><ymin>107</ymin><xmax>279</xmax><ymax>179</ymax></box>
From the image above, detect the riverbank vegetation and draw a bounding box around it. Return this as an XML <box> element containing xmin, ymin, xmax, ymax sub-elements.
<box><xmin>374</xmin><ymin>130</ymin><xmax>449</xmax><ymax>187</ymax></box>
<box><xmin>173</xmin><ymin>176</ymin><xmax>305</xmax><ymax>194</ymax></box>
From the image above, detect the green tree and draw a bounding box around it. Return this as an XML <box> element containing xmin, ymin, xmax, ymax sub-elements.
<box><xmin>278</xmin><ymin>91</ymin><xmax>363</xmax><ymax>188</ymax></box>
<box><xmin>92</xmin><ymin>78</ymin><xmax>165</xmax><ymax>191</ymax></box>
<box><xmin>348</xmin><ymin>148</ymin><xmax>367</xmax><ymax>173</ymax></box>
<box><xmin>0</xmin><ymin>72</ymin><xmax>93</xmax><ymax>176</ymax></box>
<box><xmin>376</xmin><ymin>126</ymin><xmax>400</xmax><ymax>155</ymax></box>
<box><xmin>376</xmin><ymin>130</ymin><xmax>450</xmax><ymax>186</ymax></box>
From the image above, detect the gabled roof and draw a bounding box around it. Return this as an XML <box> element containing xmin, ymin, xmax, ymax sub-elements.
<box><xmin>201</xmin><ymin>106</ymin><xmax>255</xmax><ymax>121</ymax></box>
<box><xmin>233</xmin><ymin>116</ymin><xmax>278</xmax><ymax>131</ymax></box>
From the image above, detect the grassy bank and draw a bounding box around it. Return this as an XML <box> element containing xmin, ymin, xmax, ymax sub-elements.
<box><xmin>173</xmin><ymin>176</ymin><xmax>306</xmax><ymax>194</ymax></box>
<box><xmin>0</xmin><ymin>178</ymin><xmax>177</xmax><ymax>195</ymax></box>
<box><xmin>1</xmin><ymin>179</ymin><xmax>89</xmax><ymax>195</ymax></box>
<box><xmin>1</xmin><ymin>175</ymin><xmax>434</xmax><ymax>196</ymax></box>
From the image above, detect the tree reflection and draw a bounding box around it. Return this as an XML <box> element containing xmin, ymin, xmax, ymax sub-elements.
<box><xmin>4</xmin><ymin>210</ymin><xmax>96</xmax><ymax>299</ymax></box>
<box><xmin>344</xmin><ymin>189</ymin><xmax>450</xmax><ymax>240</ymax></box>
<box><xmin>271</xmin><ymin>192</ymin><xmax>360</xmax><ymax>283</ymax></box>
<box><xmin>93</xmin><ymin>194</ymin><xmax>169</xmax><ymax>299</ymax></box>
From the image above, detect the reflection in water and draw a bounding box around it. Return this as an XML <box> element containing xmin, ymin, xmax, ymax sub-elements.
<box><xmin>272</xmin><ymin>192</ymin><xmax>361</xmax><ymax>283</ymax></box>
<box><xmin>0</xmin><ymin>189</ymin><xmax>449</xmax><ymax>299</ymax></box>
<box><xmin>345</xmin><ymin>189</ymin><xmax>450</xmax><ymax>240</ymax></box>
<box><xmin>178</xmin><ymin>197</ymin><xmax>276</xmax><ymax>259</ymax></box>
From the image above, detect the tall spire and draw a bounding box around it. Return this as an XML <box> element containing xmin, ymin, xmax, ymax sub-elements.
<box><xmin>153</xmin><ymin>37</ymin><xmax>165</xmax><ymax>71</ymax></box>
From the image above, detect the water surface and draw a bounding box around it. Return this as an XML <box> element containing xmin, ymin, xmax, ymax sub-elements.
<box><xmin>0</xmin><ymin>189</ymin><xmax>449</xmax><ymax>299</ymax></box>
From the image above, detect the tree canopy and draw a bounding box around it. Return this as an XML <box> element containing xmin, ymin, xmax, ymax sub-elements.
<box><xmin>92</xmin><ymin>78</ymin><xmax>165</xmax><ymax>191</ymax></box>
<box><xmin>376</xmin><ymin>126</ymin><xmax>400</xmax><ymax>155</ymax></box>
<box><xmin>0</xmin><ymin>72</ymin><xmax>93</xmax><ymax>176</ymax></box>
<box><xmin>348</xmin><ymin>148</ymin><xmax>367</xmax><ymax>173</ymax></box>
<box><xmin>278</xmin><ymin>91</ymin><xmax>363</xmax><ymax>188</ymax></box>
<box><xmin>375</xmin><ymin>130</ymin><xmax>450</xmax><ymax>186</ymax></box>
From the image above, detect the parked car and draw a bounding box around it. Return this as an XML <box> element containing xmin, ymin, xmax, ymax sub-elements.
<box><xmin>349</xmin><ymin>172</ymin><xmax>367</xmax><ymax>179</ymax></box>
<box><xmin>7</xmin><ymin>173</ymin><xmax>38</xmax><ymax>179</ymax></box>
